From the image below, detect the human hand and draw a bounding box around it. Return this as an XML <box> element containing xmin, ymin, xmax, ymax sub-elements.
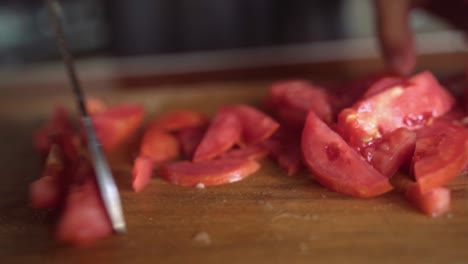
<box><xmin>374</xmin><ymin>0</ymin><xmax>468</xmax><ymax>76</ymax></box>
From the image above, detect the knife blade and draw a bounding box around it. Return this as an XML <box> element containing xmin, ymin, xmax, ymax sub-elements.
<box><xmin>45</xmin><ymin>0</ymin><xmax>126</xmax><ymax>234</ymax></box>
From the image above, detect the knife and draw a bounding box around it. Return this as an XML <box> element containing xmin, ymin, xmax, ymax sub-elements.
<box><xmin>45</xmin><ymin>0</ymin><xmax>126</xmax><ymax>234</ymax></box>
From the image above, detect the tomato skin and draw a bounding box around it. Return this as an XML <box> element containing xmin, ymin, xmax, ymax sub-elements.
<box><xmin>302</xmin><ymin>112</ymin><xmax>393</xmax><ymax>198</ymax></box>
<box><xmin>147</xmin><ymin>109</ymin><xmax>207</xmax><ymax>131</ymax></box>
<box><xmin>266</xmin><ymin>80</ymin><xmax>333</xmax><ymax>127</ymax></box>
<box><xmin>338</xmin><ymin>71</ymin><xmax>455</xmax><ymax>149</ymax></box>
<box><xmin>405</xmin><ymin>184</ymin><xmax>450</xmax><ymax>217</ymax></box>
<box><xmin>132</xmin><ymin>155</ymin><xmax>155</xmax><ymax>192</ymax></box>
<box><xmin>227</xmin><ymin>105</ymin><xmax>279</xmax><ymax>145</ymax></box>
<box><xmin>92</xmin><ymin>104</ymin><xmax>144</xmax><ymax>151</ymax></box>
<box><xmin>193</xmin><ymin>109</ymin><xmax>241</xmax><ymax>162</ymax></box>
<box><xmin>413</xmin><ymin>120</ymin><xmax>468</xmax><ymax>191</ymax></box>
<box><xmin>158</xmin><ymin>158</ymin><xmax>260</xmax><ymax>187</ymax></box>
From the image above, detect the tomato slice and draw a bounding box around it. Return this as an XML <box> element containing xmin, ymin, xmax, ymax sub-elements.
<box><xmin>338</xmin><ymin>71</ymin><xmax>455</xmax><ymax>149</ymax></box>
<box><xmin>362</xmin><ymin>128</ymin><xmax>416</xmax><ymax>177</ymax></box>
<box><xmin>227</xmin><ymin>105</ymin><xmax>279</xmax><ymax>145</ymax></box>
<box><xmin>262</xmin><ymin>129</ymin><xmax>303</xmax><ymax>176</ymax></box>
<box><xmin>193</xmin><ymin>109</ymin><xmax>241</xmax><ymax>162</ymax></box>
<box><xmin>266</xmin><ymin>80</ymin><xmax>333</xmax><ymax>126</ymax></box>
<box><xmin>147</xmin><ymin>109</ymin><xmax>207</xmax><ymax>131</ymax></box>
<box><xmin>33</xmin><ymin>106</ymin><xmax>74</xmax><ymax>155</ymax></box>
<box><xmin>85</xmin><ymin>97</ymin><xmax>108</xmax><ymax>115</ymax></box>
<box><xmin>176</xmin><ymin>125</ymin><xmax>207</xmax><ymax>159</ymax></box>
<box><xmin>405</xmin><ymin>184</ymin><xmax>451</xmax><ymax>217</ymax></box>
<box><xmin>55</xmin><ymin>159</ymin><xmax>112</xmax><ymax>246</ymax></box>
<box><xmin>30</xmin><ymin>145</ymin><xmax>64</xmax><ymax>209</ymax></box>
<box><xmin>132</xmin><ymin>155</ymin><xmax>154</xmax><ymax>192</ymax></box>
<box><xmin>92</xmin><ymin>104</ymin><xmax>144</xmax><ymax>151</ymax></box>
<box><xmin>302</xmin><ymin>112</ymin><xmax>393</xmax><ymax>198</ymax></box>
<box><xmin>219</xmin><ymin>145</ymin><xmax>269</xmax><ymax>161</ymax></box>
<box><xmin>413</xmin><ymin>120</ymin><xmax>468</xmax><ymax>191</ymax></box>
<box><xmin>158</xmin><ymin>158</ymin><xmax>260</xmax><ymax>187</ymax></box>
<box><xmin>139</xmin><ymin>128</ymin><xmax>180</xmax><ymax>163</ymax></box>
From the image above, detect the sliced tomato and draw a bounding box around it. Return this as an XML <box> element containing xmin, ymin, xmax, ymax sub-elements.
<box><xmin>158</xmin><ymin>158</ymin><xmax>260</xmax><ymax>187</ymax></box>
<box><xmin>132</xmin><ymin>155</ymin><xmax>154</xmax><ymax>192</ymax></box>
<box><xmin>55</xmin><ymin>159</ymin><xmax>112</xmax><ymax>246</ymax></box>
<box><xmin>30</xmin><ymin>145</ymin><xmax>64</xmax><ymax>209</ymax></box>
<box><xmin>266</xmin><ymin>80</ymin><xmax>333</xmax><ymax>126</ymax></box>
<box><xmin>362</xmin><ymin>128</ymin><xmax>416</xmax><ymax>177</ymax></box>
<box><xmin>405</xmin><ymin>184</ymin><xmax>451</xmax><ymax>217</ymax></box>
<box><xmin>227</xmin><ymin>105</ymin><xmax>279</xmax><ymax>145</ymax></box>
<box><xmin>219</xmin><ymin>145</ymin><xmax>269</xmax><ymax>161</ymax></box>
<box><xmin>193</xmin><ymin>109</ymin><xmax>241</xmax><ymax>162</ymax></box>
<box><xmin>92</xmin><ymin>104</ymin><xmax>144</xmax><ymax>151</ymax></box>
<box><xmin>33</xmin><ymin>106</ymin><xmax>73</xmax><ymax>154</ymax></box>
<box><xmin>147</xmin><ymin>109</ymin><xmax>207</xmax><ymax>132</ymax></box>
<box><xmin>85</xmin><ymin>97</ymin><xmax>108</xmax><ymax>115</ymax></box>
<box><xmin>302</xmin><ymin>112</ymin><xmax>393</xmax><ymax>198</ymax></box>
<box><xmin>176</xmin><ymin>125</ymin><xmax>207</xmax><ymax>159</ymax></box>
<box><xmin>139</xmin><ymin>128</ymin><xmax>180</xmax><ymax>163</ymax></box>
<box><xmin>413</xmin><ymin>120</ymin><xmax>468</xmax><ymax>191</ymax></box>
<box><xmin>338</xmin><ymin>71</ymin><xmax>455</xmax><ymax>149</ymax></box>
<box><xmin>262</xmin><ymin>129</ymin><xmax>303</xmax><ymax>176</ymax></box>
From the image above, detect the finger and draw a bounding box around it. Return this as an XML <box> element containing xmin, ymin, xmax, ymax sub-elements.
<box><xmin>374</xmin><ymin>0</ymin><xmax>416</xmax><ymax>76</ymax></box>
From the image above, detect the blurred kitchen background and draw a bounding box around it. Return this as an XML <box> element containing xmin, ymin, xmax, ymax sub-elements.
<box><xmin>0</xmin><ymin>0</ymin><xmax>466</xmax><ymax>88</ymax></box>
<box><xmin>0</xmin><ymin>0</ymin><xmax>457</xmax><ymax>64</ymax></box>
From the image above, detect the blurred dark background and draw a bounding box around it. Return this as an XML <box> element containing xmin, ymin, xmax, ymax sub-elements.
<box><xmin>0</xmin><ymin>0</ymin><xmax>449</xmax><ymax>66</ymax></box>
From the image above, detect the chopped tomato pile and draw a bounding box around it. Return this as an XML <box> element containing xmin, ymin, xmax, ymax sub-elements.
<box><xmin>30</xmin><ymin>70</ymin><xmax>468</xmax><ymax>246</ymax></box>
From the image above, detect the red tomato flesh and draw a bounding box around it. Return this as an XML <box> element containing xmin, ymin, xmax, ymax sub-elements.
<box><xmin>338</xmin><ymin>71</ymin><xmax>455</xmax><ymax>149</ymax></box>
<box><xmin>193</xmin><ymin>109</ymin><xmax>241</xmax><ymax>162</ymax></box>
<box><xmin>227</xmin><ymin>105</ymin><xmax>279</xmax><ymax>145</ymax></box>
<box><xmin>262</xmin><ymin>129</ymin><xmax>303</xmax><ymax>176</ymax></box>
<box><xmin>158</xmin><ymin>158</ymin><xmax>260</xmax><ymax>187</ymax></box>
<box><xmin>176</xmin><ymin>125</ymin><xmax>207</xmax><ymax>159</ymax></box>
<box><xmin>92</xmin><ymin>104</ymin><xmax>144</xmax><ymax>151</ymax></box>
<box><xmin>405</xmin><ymin>184</ymin><xmax>451</xmax><ymax>217</ymax></box>
<box><xmin>363</xmin><ymin>77</ymin><xmax>403</xmax><ymax>98</ymax></box>
<box><xmin>85</xmin><ymin>97</ymin><xmax>108</xmax><ymax>115</ymax></box>
<box><xmin>413</xmin><ymin>120</ymin><xmax>468</xmax><ymax>191</ymax></box>
<box><xmin>219</xmin><ymin>145</ymin><xmax>269</xmax><ymax>161</ymax></box>
<box><xmin>362</xmin><ymin>128</ymin><xmax>416</xmax><ymax>177</ymax></box>
<box><xmin>139</xmin><ymin>129</ymin><xmax>180</xmax><ymax>163</ymax></box>
<box><xmin>132</xmin><ymin>155</ymin><xmax>155</xmax><ymax>192</ymax></box>
<box><xmin>55</xmin><ymin>159</ymin><xmax>112</xmax><ymax>246</ymax></box>
<box><xmin>302</xmin><ymin>112</ymin><xmax>393</xmax><ymax>198</ymax></box>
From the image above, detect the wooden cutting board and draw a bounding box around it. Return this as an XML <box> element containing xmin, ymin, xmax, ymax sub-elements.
<box><xmin>1</xmin><ymin>65</ymin><xmax>468</xmax><ymax>264</ymax></box>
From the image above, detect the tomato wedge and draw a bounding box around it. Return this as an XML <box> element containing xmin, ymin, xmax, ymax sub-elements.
<box><xmin>262</xmin><ymin>129</ymin><xmax>303</xmax><ymax>176</ymax></box>
<box><xmin>92</xmin><ymin>104</ymin><xmax>144</xmax><ymax>151</ymax></box>
<box><xmin>33</xmin><ymin>106</ymin><xmax>73</xmax><ymax>155</ymax></box>
<box><xmin>362</xmin><ymin>128</ymin><xmax>416</xmax><ymax>177</ymax></box>
<box><xmin>139</xmin><ymin>129</ymin><xmax>180</xmax><ymax>163</ymax></box>
<box><xmin>302</xmin><ymin>112</ymin><xmax>393</xmax><ymax>198</ymax></box>
<box><xmin>147</xmin><ymin>109</ymin><xmax>207</xmax><ymax>131</ymax></box>
<box><xmin>226</xmin><ymin>105</ymin><xmax>279</xmax><ymax>145</ymax></box>
<box><xmin>413</xmin><ymin>120</ymin><xmax>468</xmax><ymax>191</ymax></box>
<box><xmin>193</xmin><ymin>109</ymin><xmax>241</xmax><ymax>162</ymax></box>
<box><xmin>30</xmin><ymin>145</ymin><xmax>64</xmax><ymax>209</ymax></box>
<box><xmin>219</xmin><ymin>145</ymin><xmax>269</xmax><ymax>161</ymax></box>
<box><xmin>405</xmin><ymin>184</ymin><xmax>451</xmax><ymax>217</ymax></box>
<box><xmin>363</xmin><ymin>77</ymin><xmax>403</xmax><ymax>98</ymax></box>
<box><xmin>55</xmin><ymin>159</ymin><xmax>112</xmax><ymax>246</ymax></box>
<box><xmin>338</xmin><ymin>71</ymin><xmax>455</xmax><ymax>149</ymax></box>
<box><xmin>158</xmin><ymin>158</ymin><xmax>260</xmax><ymax>187</ymax></box>
<box><xmin>176</xmin><ymin>125</ymin><xmax>207</xmax><ymax>159</ymax></box>
<box><xmin>132</xmin><ymin>155</ymin><xmax>154</xmax><ymax>192</ymax></box>
<box><xmin>266</xmin><ymin>80</ymin><xmax>333</xmax><ymax>126</ymax></box>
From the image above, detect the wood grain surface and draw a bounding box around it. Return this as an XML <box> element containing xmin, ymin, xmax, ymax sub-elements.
<box><xmin>0</xmin><ymin>62</ymin><xmax>468</xmax><ymax>264</ymax></box>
